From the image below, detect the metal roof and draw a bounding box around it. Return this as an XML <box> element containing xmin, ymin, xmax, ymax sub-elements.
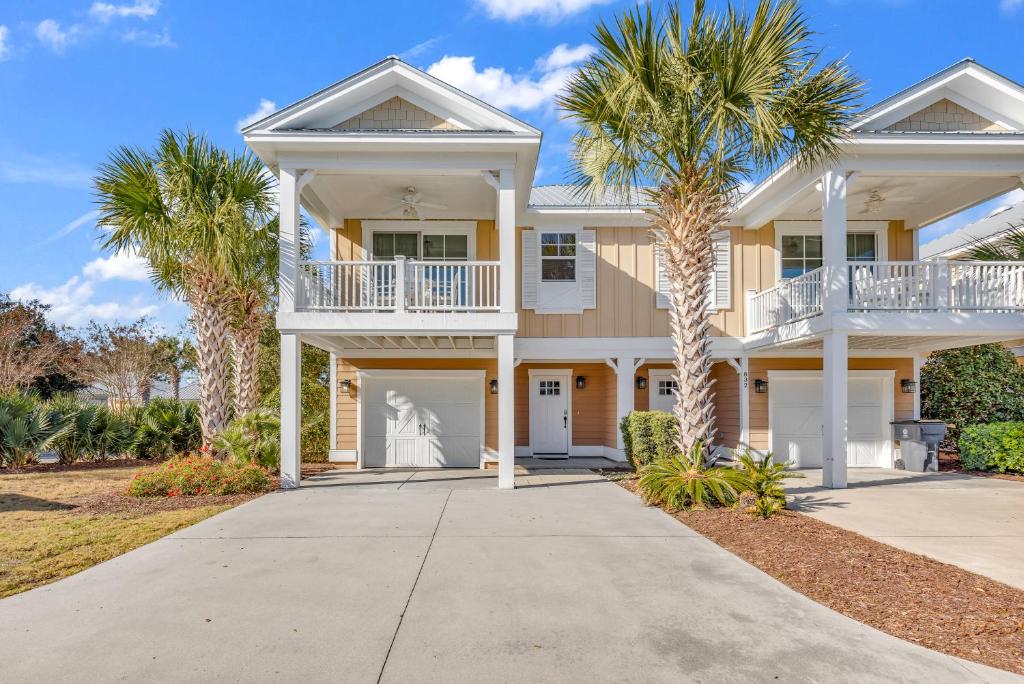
<box><xmin>528</xmin><ymin>184</ymin><xmax>656</xmax><ymax>209</ymax></box>
<box><xmin>921</xmin><ymin>199</ymin><xmax>1024</xmax><ymax>258</ymax></box>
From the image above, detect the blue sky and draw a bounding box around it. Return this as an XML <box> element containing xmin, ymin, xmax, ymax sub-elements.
<box><xmin>1</xmin><ymin>0</ymin><xmax>1023</xmax><ymax>331</ymax></box>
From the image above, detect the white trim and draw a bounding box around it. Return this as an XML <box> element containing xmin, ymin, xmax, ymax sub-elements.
<box><xmin>527</xmin><ymin>368</ymin><xmax>572</xmax><ymax>457</ymax></box>
<box><xmin>767</xmin><ymin>369</ymin><xmax>895</xmax><ymax>469</ymax></box>
<box><xmin>357</xmin><ymin>369</ymin><xmax>486</xmax><ymax>468</ymax></box>
<box><xmin>361</xmin><ymin>220</ymin><xmax>477</xmax><ymax>260</ymax></box>
<box><xmin>328</xmin><ymin>449</ymin><xmax>357</xmax><ymax>463</ymax></box>
<box><xmin>514</xmin><ymin>336</ymin><xmax>745</xmax><ymax>360</ymax></box>
<box><xmin>329</xmin><ymin>352</ymin><xmax>337</xmax><ymax>452</ymax></box>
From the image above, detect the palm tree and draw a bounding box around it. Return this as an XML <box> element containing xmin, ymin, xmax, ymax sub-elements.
<box><xmin>964</xmin><ymin>224</ymin><xmax>1024</xmax><ymax>261</ymax></box>
<box><xmin>559</xmin><ymin>0</ymin><xmax>862</xmax><ymax>459</ymax></box>
<box><xmin>95</xmin><ymin>130</ymin><xmax>275</xmax><ymax>444</ymax></box>
<box><xmin>154</xmin><ymin>333</ymin><xmax>197</xmax><ymax>402</ymax></box>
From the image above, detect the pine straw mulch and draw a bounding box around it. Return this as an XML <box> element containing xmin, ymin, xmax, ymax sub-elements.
<box><xmin>1</xmin><ymin>459</ymin><xmax>158</xmax><ymax>475</ymax></box>
<box><xmin>67</xmin><ymin>492</ymin><xmax>261</xmax><ymax>519</ymax></box>
<box><xmin>615</xmin><ymin>478</ymin><xmax>1024</xmax><ymax>676</ymax></box>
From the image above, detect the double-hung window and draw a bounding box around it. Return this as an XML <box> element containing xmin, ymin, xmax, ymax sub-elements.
<box><xmin>780</xmin><ymin>232</ymin><xmax>879</xmax><ymax>278</ymax></box>
<box><xmin>540</xmin><ymin>232</ymin><xmax>577</xmax><ymax>282</ymax></box>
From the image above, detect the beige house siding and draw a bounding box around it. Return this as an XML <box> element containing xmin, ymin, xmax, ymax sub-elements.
<box><xmin>333</xmin><ymin>96</ymin><xmax>459</xmax><ymax>131</ymax></box>
<box><xmin>882</xmin><ymin>99</ymin><xmax>1007</xmax><ymax>132</ymax></box>
<box><xmin>514</xmin><ymin>362</ymin><xmax>616</xmax><ymax>448</ymax></box>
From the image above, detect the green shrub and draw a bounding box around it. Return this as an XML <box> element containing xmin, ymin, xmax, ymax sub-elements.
<box><xmin>921</xmin><ymin>344</ymin><xmax>1024</xmax><ymax>450</ymax></box>
<box><xmin>214</xmin><ymin>408</ymin><xmax>280</xmax><ymax>469</ymax></box>
<box><xmin>261</xmin><ymin>383</ymin><xmax>328</xmax><ymax>463</ymax></box>
<box><xmin>0</xmin><ymin>390</ymin><xmax>71</xmax><ymax>467</ymax></box>
<box><xmin>637</xmin><ymin>441</ymin><xmax>745</xmax><ymax>511</ymax></box>
<box><xmin>128</xmin><ymin>398</ymin><xmax>201</xmax><ymax>459</ymax></box>
<box><xmin>127</xmin><ymin>455</ymin><xmax>272</xmax><ymax>497</ymax></box>
<box><xmin>959</xmin><ymin>422</ymin><xmax>1024</xmax><ymax>473</ymax></box>
<box><xmin>736</xmin><ymin>451</ymin><xmax>803</xmax><ymax>519</ymax></box>
<box><xmin>620</xmin><ymin>410</ymin><xmax>678</xmax><ymax>469</ymax></box>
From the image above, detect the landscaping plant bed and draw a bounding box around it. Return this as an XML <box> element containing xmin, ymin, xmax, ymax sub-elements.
<box><xmin>614</xmin><ymin>477</ymin><xmax>1024</xmax><ymax>676</ymax></box>
<box><xmin>1</xmin><ymin>458</ymin><xmax>160</xmax><ymax>475</ymax></box>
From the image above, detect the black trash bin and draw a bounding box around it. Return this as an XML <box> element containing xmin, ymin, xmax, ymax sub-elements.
<box><xmin>891</xmin><ymin>419</ymin><xmax>947</xmax><ymax>472</ymax></box>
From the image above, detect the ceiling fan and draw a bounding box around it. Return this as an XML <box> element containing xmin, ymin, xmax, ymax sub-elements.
<box><xmin>385</xmin><ymin>186</ymin><xmax>447</xmax><ymax>219</ymax></box>
<box><xmin>858</xmin><ymin>187</ymin><xmax>914</xmax><ymax>215</ymax></box>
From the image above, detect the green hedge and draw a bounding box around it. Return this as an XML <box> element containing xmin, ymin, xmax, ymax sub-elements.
<box><xmin>959</xmin><ymin>422</ymin><xmax>1024</xmax><ymax>473</ymax></box>
<box><xmin>620</xmin><ymin>410</ymin><xmax>678</xmax><ymax>469</ymax></box>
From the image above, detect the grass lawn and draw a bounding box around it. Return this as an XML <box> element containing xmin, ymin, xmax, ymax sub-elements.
<box><xmin>0</xmin><ymin>464</ymin><xmax>258</xmax><ymax>599</ymax></box>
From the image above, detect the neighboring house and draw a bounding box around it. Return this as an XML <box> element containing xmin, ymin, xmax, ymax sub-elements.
<box><xmin>920</xmin><ymin>200</ymin><xmax>1024</xmax><ymax>260</ymax></box>
<box><xmin>243</xmin><ymin>57</ymin><xmax>1024</xmax><ymax>490</ymax></box>
<box><xmin>82</xmin><ymin>378</ymin><xmax>200</xmax><ymax>408</ymax></box>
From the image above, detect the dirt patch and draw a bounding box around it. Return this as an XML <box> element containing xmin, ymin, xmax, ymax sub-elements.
<box><xmin>69</xmin><ymin>492</ymin><xmax>261</xmax><ymax>518</ymax></box>
<box><xmin>939</xmin><ymin>453</ymin><xmax>1024</xmax><ymax>482</ymax></box>
<box><xmin>614</xmin><ymin>477</ymin><xmax>1024</xmax><ymax>675</ymax></box>
<box><xmin>1</xmin><ymin>459</ymin><xmax>160</xmax><ymax>475</ymax></box>
<box><xmin>301</xmin><ymin>463</ymin><xmax>353</xmax><ymax>478</ymax></box>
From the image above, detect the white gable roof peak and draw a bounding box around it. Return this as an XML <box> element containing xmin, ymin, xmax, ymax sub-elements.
<box><xmin>242</xmin><ymin>57</ymin><xmax>540</xmax><ymax>136</ymax></box>
<box><xmin>852</xmin><ymin>59</ymin><xmax>1024</xmax><ymax>133</ymax></box>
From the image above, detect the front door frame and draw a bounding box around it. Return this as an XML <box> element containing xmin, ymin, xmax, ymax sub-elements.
<box><xmin>528</xmin><ymin>368</ymin><xmax>572</xmax><ymax>457</ymax></box>
<box><xmin>356</xmin><ymin>368</ymin><xmax>486</xmax><ymax>469</ymax></box>
<box><xmin>767</xmin><ymin>369</ymin><xmax>895</xmax><ymax>468</ymax></box>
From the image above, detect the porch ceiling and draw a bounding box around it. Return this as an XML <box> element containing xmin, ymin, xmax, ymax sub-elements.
<box><xmin>776</xmin><ymin>173</ymin><xmax>1021</xmax><ymax>228</ymax></box>
<box><xmin>772</xmin><ymin>333</ymin><xmax>1012</xmax><ymax>353</ymax></box>
<box><xmin>303</xmin><ymin>333</ymin><xmax>497</xmax><ymax>354</ymax></box>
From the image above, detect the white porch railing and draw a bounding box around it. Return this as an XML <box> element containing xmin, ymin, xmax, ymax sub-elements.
<box><xmin>748</xmin><ymin>260</ymin><xmax>1024</xmax><ymax>333</ymax></box>
<box><xmin>747</xmin><ymin>267</ymin><xmax>823</xmax><ymax>333</ymax></box>
<box><xmin>296</xmin><ymin>259</ymin><xmax>501</xmax><ymax>312</ymax></box>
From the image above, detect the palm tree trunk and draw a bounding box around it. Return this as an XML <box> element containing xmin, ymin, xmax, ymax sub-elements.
<box><xmin>170</xmin><ymin>368</ymin><xmax>181</xmax><ymax>401</ymax></box>
<box><xmin>652</xmin><ymin>183</ymin><xmax>730</xmax><ymax>461</ymax></box>
<box><xmin>230</xmin><ymin>292</ymin><xmax>265</xmax><ymax>417</ymax></box>
<box><xmin>189</xmin><ymin>275</ymin><xmax>232</xmax><ymax>445</ymax></box>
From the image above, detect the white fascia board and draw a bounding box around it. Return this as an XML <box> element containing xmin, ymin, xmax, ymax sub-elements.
<box><xmin>524</xmin><ymin>208</ymin><xmax>652</xmax><ymax>228</ymax></box>
<box><xmin>513</xmin><ymin>336</ymin><xmax>744</xmax><ymax>360</ymax></box>
<box><xmin>271</xmin><ymin>150</ymin><xmax>519</xmax><ymax>174</ymax></box>
<box><xmin>276</xmin><ymin>311</ymin><xmax>518</xmax><ymax>335</ymax></box>
<box><xmin>838</xmin><ymin>312</ymin><xmax>1024</xmax><ymax>335</ymax></box>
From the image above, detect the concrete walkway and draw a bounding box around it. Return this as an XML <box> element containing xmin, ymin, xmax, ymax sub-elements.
<box><xmin>789</xmin><ymin>469</ymin><xmax>1024</xmax><ymax>590</ymax></box>
<box><xmin>1</xmin><ymin>468</ymin><xmax>1018</xmax><ymax>683</ymax></box>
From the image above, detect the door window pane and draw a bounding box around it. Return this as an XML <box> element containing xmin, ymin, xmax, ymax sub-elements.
<box><xmin>373</xmin><ymin>232</ymin><xmax>418</xmax><ymax>259</ymax></box>
<box><xmin>847</xmin><ymin>233</ymin><xmax>876</xmax><ymax>261</ymax></box>
<box><xmin>394</xmin><ymin>233</ymin><xmax>418</xmax><ymax>258</ymax></box>
<box><xmin>422</xmin><ymin>234</ymin><xmax>469</xmax><ymax>260</ymax></box>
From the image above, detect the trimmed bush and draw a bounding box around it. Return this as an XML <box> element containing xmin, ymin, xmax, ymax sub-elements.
<box><xmin>620</xmin><ymin>410</ymin><xmax>678</xmax><ymax>469</ymax></box>
<box><xmin>127</xmin><ymin>455</ymin><xmax>272</xmax><ymax>497</ymax></box>
<box><xmin>959</xmin><ymin>422</ymin><xmax>1024</xmax><ymax>473</ymax></box>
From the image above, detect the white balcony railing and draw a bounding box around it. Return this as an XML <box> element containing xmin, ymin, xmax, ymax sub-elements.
<box><xmin>296</xmin><ymin>259</ymin><xmax>501</xmax><ymax>312</ymax></box>
<box><xmin>748</xmin><ymin>260</ymin><xmax>1024</xmax><ymax>334</ymax></box>
<box><xmin>748</xmin><ymin>267</ymin><xmax>823</xmax><ymax>333</ymax></box>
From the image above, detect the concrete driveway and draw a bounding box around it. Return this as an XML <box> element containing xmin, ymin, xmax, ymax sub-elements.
<box><xmin>1</xmin><ymin>468</ymin><xmax>1017</xmax><ymax>683</ymax></box>
<box><xmin>789</xmin><ymin>469</ymin><xmax>1024</xmax><ymax>590</ymax></box>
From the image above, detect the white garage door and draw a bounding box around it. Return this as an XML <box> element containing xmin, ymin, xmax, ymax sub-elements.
<box><xmin>770</xmin><ymin>373</ymin><xmax>891</xmax><ymax>468</ymax></box>
<box><xmin>362</xmin><ymin>374</ymin><xmax>482</xmax><ymax>468</ymax></box>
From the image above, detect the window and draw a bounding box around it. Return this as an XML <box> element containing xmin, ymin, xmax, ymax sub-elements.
<box><xmin>657</xmin><ymin>380</ymin><xmax>678</xmax><ymax>396</ymax></box>
<box><xmin>540</xmin><ymin>232</ymin><xmax>576</xmax><ymax>281</ymax></box>
<box><xmin>781</xmin><ymin>235</ymin><xmax>822</xmax><ymax>278</ymax></box>
<box><xmin>372</xmin><ymin>232</ymin><xmax>419</xmax><ymax>259</ymax></box>
<box><xmin>422</xmin><ymin>234</ymin><xmax>468</xmax><ymax>261</ymax></box>
<box><xmin>539</xmin><ymin>380</ymin><xmax>561</xmax><ymax>396</ymax></box>
<box><xmin>847</xmin><ymin>233</ymin><xmax>877</xmax><ymax>262</ymax></box>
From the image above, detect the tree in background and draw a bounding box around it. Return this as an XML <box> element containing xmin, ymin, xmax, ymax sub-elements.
<box><xmin>154</xmin><ymin>333</ymin><xmax>197</xmax><ymax>401</ymax></box>
<box><xmin>95</xmin><ymin>129</ymin><xmax>275</xmax><ymax>443</ymax></box>
<box><xmin>558</xmin><ymin>0</ymin><xmax>861</xmax><ymax>459</ymax></box>
<box><xmin>78</xmin><ymin>320</ymin><xmax>163</xmax><ymax>408</ymax></box>
<box><xmin>0</xmin><ymin>294</ymin><xmax>81</xmax><ymax>398</ymax></box>
<box><xmin>921</xmin><ymin>344</ymin><xmax>1024</xmax><ymax>450</ymax></box>
<box><xmin>964</xmin><ymin>223</ymin><xmax>1024</xmax><ymax>261</ymax></box>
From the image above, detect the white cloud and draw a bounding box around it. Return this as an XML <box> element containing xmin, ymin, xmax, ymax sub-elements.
<box><xmin>474</xmin><ymin>0</ymin><xmax>612</xmax><ymax>21</ymax></box>
<box><xmin>236</xmin><ymin>98</ymin><xmax>277</xmax><ymax>132</ymax></box>
<box><xmin>0</xmin><ymin>153</ymin><xmax>93</xmax><ymax>188</ymax></box>
<box><xmin>10</xmin><ymin>277</ymin><xmax>158</xmax><ymax>327</ymax></box>
<box><xmin>83</xmin><ymin>250</ymin><xmax>151</xmax><ymax>282</ymax></box>
<box><xmin>1001</xmin><ymin>0</ymin><xmax>1023</xmax><ymax>12</ymax></box>
<box><xmin>45</xmin><ymin>209</ymin><xmax>101</xmax><ymax>243</ymax></box>
<box><xmin>121</xmin><ymin>27</ymin><xmax>175</xmax><ymax>48</ymax></box>
<box><xmin>89</xmin><ymin>0</ymin><xmax>160</xmax><ymax>22</ymax></box>
<box><xmin>35</xmin><ymin>19</ymin><xmax>81</xmax><ymax>54</ymax></box>
<box><xmin>0</xmin><ymin>25</ymin><xmax>10</xmax><ymax>61</ymax></box>
<box><xmin>427</xmin><ymin>43</ymin><xmax>594</xmax><ymax>112</ymax></box>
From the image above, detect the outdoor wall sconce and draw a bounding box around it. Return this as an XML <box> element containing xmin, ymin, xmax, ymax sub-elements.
<box><xmin>901</xmin><ymin>379</ymin><xmax>918</xmax><ymax>394</ymax></box>
<box><xmin>575</xmin><ymin>375</ymin><xmax>587</xmax><ymax>390</ymax></box>
<box><xmin>636</xmin><ymin>377</ymin><xmax>647</xmax><ymax>390</ymax></box>
<box><xmin>339</xmin><ymin>378</ymin><xmax>352</xmax><ymax>395</ymax></box>
<box><xmin>489</xmin><ymin>379</ymin><xmax>499</xmax><ymax>394</ymax></box>
<box><xmin>753</xmin><ymin>379</ymin><xmax>769</xmax><ymax>394</ymax></box>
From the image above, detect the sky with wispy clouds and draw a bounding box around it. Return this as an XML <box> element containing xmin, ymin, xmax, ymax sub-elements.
<box><xmin>1</xmin><ymin>0</ymin><xmax>1023</xmax><ymax>331</ymax></box>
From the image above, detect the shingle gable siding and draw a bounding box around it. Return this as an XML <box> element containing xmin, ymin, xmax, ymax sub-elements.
<box><xmin>332</xmin><ymin>96</ymin><xmax>460</xmax><ymax>131</ymax></box>
<box><xmin>882</xmin><ymin>98</ymin><xmax>1007</xmax><ymax>132</ymax></box>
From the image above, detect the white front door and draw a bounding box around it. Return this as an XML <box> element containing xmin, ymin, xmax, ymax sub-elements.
<box><xmin>531</xmin><ymin>374</ymin><xmax>569</xmax><ymax>456</ymax></box>
<box><xmin>362</xmin><ymin>374</ymin><xmax>482</xmax><ymax>468</ymax></box>
<box><xmin>648</xmin><ymin>370</ymin><xmax>679</xmax><ymax>414</ymax></box>
<box><xmin>770</xmin><ymin>372</ymin><xmax>891</xmax><ymax>468</ymax></box>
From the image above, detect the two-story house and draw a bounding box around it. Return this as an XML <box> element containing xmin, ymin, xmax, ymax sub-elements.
<box><xmin>244</xmin><ymin>57</ymin><xmax>1024</xmax><ymax>490</ymax></box>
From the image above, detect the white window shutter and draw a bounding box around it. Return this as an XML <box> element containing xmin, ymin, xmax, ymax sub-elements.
<box><xmin>711</xmin><ymin>231</ymin><xmax>732</xmax><ymax>310</ymax></box>
<box><xmin>655</xmin><ymin>243</ymin><xmax>670</xmax><ymax>309</ymax></box>
<box><xmin>521</xmin><ymin>229</ymin><xmax>538</xmax><ymax>309</ymax></box>
<box><xmin>579</xmin><ymin>229</ymin><xmax>597</xmax><ymax>309</ymax></box>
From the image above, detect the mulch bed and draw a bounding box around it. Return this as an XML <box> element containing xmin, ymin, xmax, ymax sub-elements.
<box><xmin>616</xmin><ymin>477</ymin><xmax>1024</xmax><ymax>675</ymax></box>
<box><xmin>68</xmin><ymin>492</ymin><xmax>261</xmax><ymax>518</ymax></box>
<box><xmin>939</xmin><ymin>452</ymin><xmax>1024</xmax><ymax>482</ymax></box>
<box><xmin>1</xmin><ymin>459</ymin><xmax>158</xmax><ymax>475</ymax></box>
<box><xmin>301</xmin><ymin>462</ymin><xmax>353</xmax><ymax>478</ymax></box>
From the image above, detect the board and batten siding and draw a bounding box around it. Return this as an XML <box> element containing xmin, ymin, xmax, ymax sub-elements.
<box><xmin>514</xmin><ymin>362</ymin><xmax>617</xmax><ymax>448</ymax></box>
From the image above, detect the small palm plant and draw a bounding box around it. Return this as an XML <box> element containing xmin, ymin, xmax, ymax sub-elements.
<box><xmin>0</xmin><ymin>391</ymin><xmax>71</xmax><ymax>467</ymax></box>
<box><xmin>214</xmin><ymin>408</ymin><xmax>281</xmax><ymax>469</ymax></box>
<box><xmin>637</xmin><ymin>441</ymin><xmax>745</xmax><ymax>511</ymax></box>
<box><xmin>48</xmin><ymin>396</ymin><xmax>101</xmax><ymax>465</ymax></box>
<box><xmin>736</xmin><ymin>451</ymin><xmax>804</xmax><ymax>519</ymax></box>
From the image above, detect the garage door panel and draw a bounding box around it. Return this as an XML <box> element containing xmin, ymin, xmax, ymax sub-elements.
<box><xmin>425</xmin><ymin>437</ymin><xmax>479</xmax><ymax>467</ymax></box>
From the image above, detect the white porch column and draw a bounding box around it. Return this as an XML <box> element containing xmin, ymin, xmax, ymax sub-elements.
<box><xmin>613</xmin><ymin>358</ymin><xmax>636</xmax><ymax>458</ymax></box>
<box><xmin>820</xmin><ymin>168</ymin><xmax>849</xmax><ymax>323</ymax></box>
<box><xmin>278</xmin><ymin>168</ymin><xmax>301</xmax><ymax>314</ymax></box>
<box><xmin>328</xmin><ymin>352</ymin><xmax>337</xmax><ymax>452</ymax></box>
<box><xmin>280</xmin><ymin>332</ymin><xmax>302</xmax><ymax>489</ymax></box>
<box><xmin>497</xmin><ymin>169</ymin><xmax>517</xmax><ymax>314</ymax></box>
<box><xmin>729</xmin><ymin>357</ymin><xmax>750</xmax><ymax>449</ymax></box>
<box><xmin>822</xmin><ymin>331</ymin><xmax>848</xmax><ymax>489</ymax></box>
<box><xmin>497</xmin><ymin>334</ymin><xmax>515</xmax><ymax>489</ymax></box>
<box><xmin>912</xmin><ymin>354</ymin><xmax>923</xmax><ymax>419</ymax></box>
